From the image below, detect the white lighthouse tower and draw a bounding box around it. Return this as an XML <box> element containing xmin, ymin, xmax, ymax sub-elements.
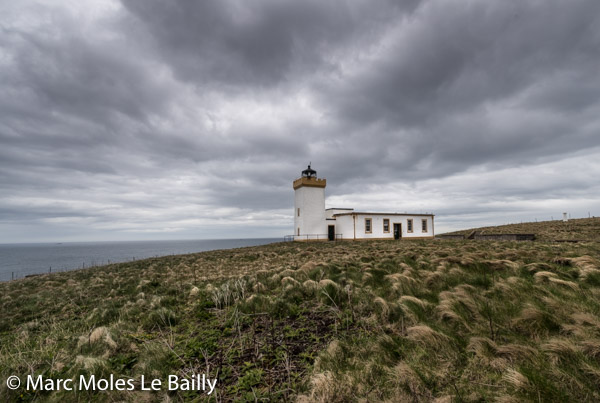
<box><xmin>293</xmin><ymin>164</ymin><xmax>327</xmax><ymax>240</ymax></box>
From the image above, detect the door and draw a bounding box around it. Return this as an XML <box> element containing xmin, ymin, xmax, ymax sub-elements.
<box><xmin>328</xmin><ymin>225</ymin><xmax>335</xmax><ymax>241</ymax></box>
<box><xmin>393</xmin><ymin>223</ymin><xmax>401</xmax><ymax>240</ymax></box>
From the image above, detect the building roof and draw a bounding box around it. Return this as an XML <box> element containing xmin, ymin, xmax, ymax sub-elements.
<box><xmin>332</xmin><ymin>212</ymin><xmax>434</xmax><ymax>217</ymax></box>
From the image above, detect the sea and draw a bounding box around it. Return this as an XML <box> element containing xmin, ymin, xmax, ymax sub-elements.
<box><xmin>0</xmin><ymin>238</ymin><xmax>281</xmax><ymax>282</ymax></box>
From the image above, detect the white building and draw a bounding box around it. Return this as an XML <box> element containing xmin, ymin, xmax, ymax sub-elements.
<box><xmin>291</xmin><ymin>165</ymin><xmax>434</xmax><ymax>241</ymax></box>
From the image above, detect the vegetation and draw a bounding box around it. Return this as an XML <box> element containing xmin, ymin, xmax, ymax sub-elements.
<box><xmin>444</xmin><ymin>217</ymin><xmax>600</xmax><ymax>242</ymax></box>
<box><xmin>1</xmin><ymin>219</ymin><xmax>600</xmax><ymax>401</ymax></box>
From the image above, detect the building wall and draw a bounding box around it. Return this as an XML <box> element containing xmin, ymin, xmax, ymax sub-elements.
<box><xmin>333</xmin><ymin>215</ymin><xmax>355</xmax><ymax>239</ymax></box>
<box><xmin>294</xmin><ymin>185</ymin><xmax>326</xmax><ymax>237</ymax></box>
<box><xmin>331</xmin><ymin>214</ymin><xmax>434</xmax><ymax>239</ymax></box>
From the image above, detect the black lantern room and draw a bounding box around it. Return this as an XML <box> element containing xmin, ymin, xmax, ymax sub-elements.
<box><xmin>301</xmin><ymin>164</ymin><xmax>317</xmax><ymax>178</ymax></box>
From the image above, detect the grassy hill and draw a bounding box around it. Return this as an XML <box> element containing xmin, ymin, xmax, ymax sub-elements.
<box><xmin>1</xmin><ymin>223</ymin><xmax>600</xmax><ymax>401</ymax></box>
<box><xmin>442</xmin><ymin>217</ymin><xmax>600</xmax><ymax>241</ymax></box>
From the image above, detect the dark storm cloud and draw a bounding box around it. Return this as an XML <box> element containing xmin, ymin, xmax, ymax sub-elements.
<box><xmin>1</xmin><ymin>0</ymin><xmax>600</xmax><ymax>241</ymax></box>
<box><xmin>120</xmin><ymin>0</ymin><xmax>420</xmax><ymax>88</ymax></box>
<box><xmin>331</xmin><ymin>0</ymin><xmax>600</xmax><ymax>123</ymax></box>
<box><xmin>316</xmin><ymin>0</ymin><xmax>600</xmax><ymax>179</ymax></box>
<box><xmin>0</xmin><ymin>5</ymin><xmax>175</xmax><ymax>190</ymax></box>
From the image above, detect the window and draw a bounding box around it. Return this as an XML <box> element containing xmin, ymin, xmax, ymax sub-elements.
<box><xmin>365</xmin><ymin>218</ymin><xmax>372</xmax><ymax>233</ymax></box>
<box><xmin>297</xmin><ymin>228</ymin><xmax>300</xmax><ymax>236</ymax></box>
<box><xmin>422</xmin><ymin>219</ymin><xmax>428</xmax><ymax>232</ymax></box>
<box><xmin>297</xmin><ymin>208</ymin><xmax>300</xmax><ymax>217</ymax></box>
<box><xmin>407</xmin><ymin>219</ymin><xmax>413</xmax><ymax>233</ymax></box>
<box><xmin>383</xmin><ymin>219</ymin><xmax>390</xmax><ymax>233</ymax></box>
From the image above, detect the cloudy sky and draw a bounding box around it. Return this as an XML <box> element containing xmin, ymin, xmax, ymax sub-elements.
<box><xmin>1</xmin><ymin>0</ymin><xmax>599</xmax><ymax>243</ymax></box>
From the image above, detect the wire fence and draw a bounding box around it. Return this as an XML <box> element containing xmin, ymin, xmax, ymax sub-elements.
<box><xmin>283</xmin><ymin>233</ymin><xmax>343</xmax><ymax>242</ymax></box>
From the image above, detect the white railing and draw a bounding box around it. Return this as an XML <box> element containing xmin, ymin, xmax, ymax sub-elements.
<box><xmin>283</xmin><ymin>233</ymin><xmax>343</xmax><ymax>241</ymax></box>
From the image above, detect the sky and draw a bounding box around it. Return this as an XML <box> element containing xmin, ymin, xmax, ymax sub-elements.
<box><xmin>1</xmin><ymin>0</ymin><xmax>599</xmax><ymax>243</ymax></box>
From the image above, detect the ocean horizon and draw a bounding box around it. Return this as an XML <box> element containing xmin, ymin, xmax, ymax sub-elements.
<box><xmin>0</xmin><ymin>237</ymin><xmax>281</xmax><ymax>282</ymax></box>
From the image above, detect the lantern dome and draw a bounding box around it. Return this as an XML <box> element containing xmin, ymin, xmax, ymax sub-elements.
<box><xmin>301</xmin><ymin>164</ymin><xmax>317</xmax><ymax>178</ymax></box>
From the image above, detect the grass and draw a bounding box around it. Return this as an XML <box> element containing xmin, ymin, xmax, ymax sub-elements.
<box><xmin>443</xmin><ymin>216</ymin><xmax>600</xmax><ymax>242</ymax></box>
<box><xmin>1</xmin><ymin>221</ymin><xmax>600</xmax><ymax>401</ymax></box>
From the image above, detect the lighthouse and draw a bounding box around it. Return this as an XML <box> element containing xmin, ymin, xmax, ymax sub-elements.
<box><xmin>293</xmin><ymin>164</ymin><xmax>327</xmax><ymax>239</ymax></box>
<box><xmin>289</xmin><ymin>165</ymin><xmax>435</xmax><ymax>241</ymax></box>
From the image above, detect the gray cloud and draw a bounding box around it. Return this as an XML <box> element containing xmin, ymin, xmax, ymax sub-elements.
<box><xmin>120</xmin><ymin>0</ymin><xmax>419</xmax><ymax>88</ymax></box>
<box><xmin>1</xmin><ymin>0</ymin><xmax>599</xmax><ymax>242</ymax></box>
